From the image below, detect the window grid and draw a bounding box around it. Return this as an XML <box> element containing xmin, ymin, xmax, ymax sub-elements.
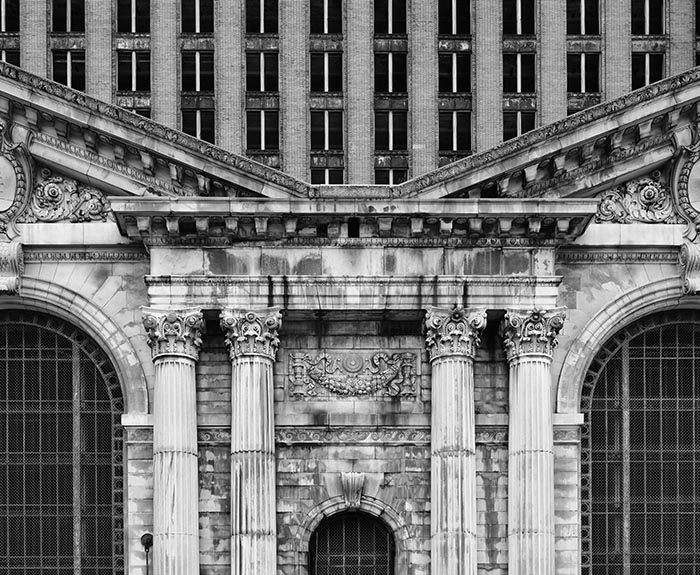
<box><xmin>581</xmin><ymin>311</ymin><xmax>700</xmax><ymax>574</ymax></box>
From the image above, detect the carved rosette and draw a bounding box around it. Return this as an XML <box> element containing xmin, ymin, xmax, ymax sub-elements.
<box><xmin>220</xmin><ymin>308</ymin><xmax>282</xmax><ymax>361</ymax></box>
<box><xmin>141</xmin><ymin>307</ymin><xmax>204</xmax><ymax>360</ymax></box>
<box><xmin>501</xmin><ymin>308</ymin><xmax>566</xmax><ymax>362</ymax></box>
<box><xmin>424</xmin><ymin>306</ymin><xmax>487</xmax><ymax>362</ymax></box>
<box><xmin>595</xmin><ymin>174</ymin><xmax>679</xmax><ymax>224</ymax></box>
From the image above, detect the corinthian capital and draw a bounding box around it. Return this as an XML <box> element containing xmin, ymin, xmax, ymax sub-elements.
<box><xmin>142</xmin><ymin>307</ymin><xmax>204</xmax><ymax>360</ymax></box>
<box><xmin>501</xmin><ymin>308</ymin><xmax>566</xmax><ymax>362</ymax></box>
<box><xmin>425</xmin><ymin>306</ymin><xmax>487</xmax><ymax>361</ymax></box>
<box><xmin>219</xmin><ymin>308</ymin><xmax>282</xmax><ymax>361</ymax></box>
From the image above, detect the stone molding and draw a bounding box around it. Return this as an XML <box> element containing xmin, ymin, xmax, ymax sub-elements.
<box><xmin>0</xmin><ymin>241</ymin><xmax>22</xmax><ymax>294</ymax></box>
<box><xmin>275</xmin><ymin>426</ymin><xmax>431</xmax><ymax>445</ymax></box>
<box><xmin>219</xmin><ymin>307</ymin><xmax>282</xmax><ymax>360</ymax></box>
<box><xmin>501</xmin><ymin>308</ymin><xmax>567</xmax><ymax>361</ymax></box>
<box><xmin>424</xmin><ymin>306</ymin><xmax>487</xmax><ymax>361</ymax></box>
<box><xmin>557</xmin><ymin>249</ymin><xmax>678</xmax><ymax>263</ymax></box>
<box><xmin>288</xmin><ymin>351</ymin><xmax>417</xmax><ymax>398</ymax></box>
<box><xmin>141</xmin><ymin>307</ymin><xmax>204</xmax><ymax>360</ymax></box>
<box><xmin>595</xmin><ymin>174</ymin><xmax>679</xmax><ymax>224</ymax></box>
<box><xmin>24</xmin><ymin>246</ymin><xmax>148</xmax><ymax>262</ymax></box>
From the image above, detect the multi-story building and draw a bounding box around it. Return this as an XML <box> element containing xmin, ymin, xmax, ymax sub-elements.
<box><xmin>2</xmin><ymin>2</ymin><xmax>700</xmax><ymax>575</ymax></box>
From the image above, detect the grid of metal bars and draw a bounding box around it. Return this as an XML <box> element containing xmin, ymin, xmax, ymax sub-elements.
<box><xmin>0</xmin><ymin>311</ymin><xmax>124</xmax><ymax>574</ymax></box>
<box><xmin>581</xmin><ymin>311</ymin><xmax>700</xmax><ymax>575</ymax></box>
<box><xmin>309</xmin><ymin>512</ymin><xmax>395</xmax><ymax>575</ymax></box>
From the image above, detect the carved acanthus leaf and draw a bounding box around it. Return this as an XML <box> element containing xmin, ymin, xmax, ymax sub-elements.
<box><xmin>340</xmin><ymin>472</ymin><xmax>365</xmax><ymax>510</ymax></box>
<box><xmin>288</xmin><ymin>352</ymin><xmax>417</xmax><ymax>398</ymax></box>
<box><xmin>142</xmin><ymin>307</ymin><xmax>204</xmax><ymax>360</ymax></box>
<box><xmin>424</xmin><ymin>306</ymin><xmax>487</xmax><ymax>361</ymax></box>
<box><xmin>219</xmin><ymin>308</ymin><xmax>282</xmax><ymax>360</ymax></box>
<box><xmin>595</xmin><ymin>175</ymin><xmax>679</xmax><ymax>224</ymax></box>
<box><xmin>501</xmin><ymin>308</ymin><xmax>566</xmax><ymax>362</ymax></box>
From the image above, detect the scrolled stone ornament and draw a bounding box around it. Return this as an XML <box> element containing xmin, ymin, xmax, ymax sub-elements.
<box><xmin>424</xmin><ymin>306</ymin><xmax>487</xmax><ymax>361</ymax></box>
<box><xmin>501</xmin><ymin>308</ymin><xmax>566</xmax><ymax>362</ymax></box>
<box><xmin>141</xmin><ymin>307</ymin><xmax>204</xmax><ymax>360</ymax></box>
<box><xmin>219</xmin><ymin>308</ymin><xmax>282</xmax><ymax>360</ymax></box>
<box><xmin>679</xmin><ymin>240</ymin><xmax>700</xmax><ymax>294</ymax></box>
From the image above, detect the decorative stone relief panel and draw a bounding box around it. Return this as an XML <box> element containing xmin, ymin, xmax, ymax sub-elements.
<box><xmin>0</xmin><ymin>125</ymin><xmax>32</xmax><ymax>240</ymax></box>
<box><xmin>287</xmin><ymin>351</ymin><xmax>418</xmax><ymax>399</ymax></box>
<box><xmin>595</xmin><ymin>173</ymin><xmax>680</xmax><ymax>224</ymax></box>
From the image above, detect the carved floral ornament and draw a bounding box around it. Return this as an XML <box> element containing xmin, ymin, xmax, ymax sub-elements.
<box><xmin>424</xmin><ymin>306</ymin><xmax>487</xmax><ymax>361</ymax></box>
<box><xmin>595</xmin><ymin>173</ymin><xmax>680</xmax><ymax>224</ymax></box>
<box><xmin>500</xmin><ymin>308</ymin><xmax>566</xmax><ymax>362</ymax></box>
<box><xmin>219</xmin><ymin>308</ymin><xmax>282</xmax><ymax>360</ymax></box>
<box><xmin>141</xmin><ymin>307</ymin><xmax>205</xmax><ymax>360</ymax></box>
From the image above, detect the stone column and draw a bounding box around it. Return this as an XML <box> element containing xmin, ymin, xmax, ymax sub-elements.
<box><xmin>220</xmin><ymin>308</ymin><xmax>282</xmax><ymax>575</ymax></box>
<box><xmin>425</xmin><ymin>306</ymin><xmax>487</xmax><ymax>575</ymax></box>
<box><xmin>501</xmin><ymin>308</ymin><xmax>566</xmax><ymax>575</ymax></box>
<box><xmin>142</xmin><ymin>308</ymin><xmax>204</xmax><ymax>575</ymax></box>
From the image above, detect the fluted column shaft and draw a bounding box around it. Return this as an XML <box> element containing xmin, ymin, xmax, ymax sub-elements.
<box><xmin>501</xmin><ymin>309</ymin><xmax>566</xmax><ymax>575</ymax></box>
<box><xmin>425</xmin><ymin>307</ymin><xmax>486</xmax><ymax>575</ymax></box>
<box><xmin>220</xmin><ymin>308</ymin><xmax>282</xmax><ymax>575</ymax></box>
<box><xmin>142</xmin><ymin>308</ymin><xmax>204</xmax><ymax>575</ymax></box>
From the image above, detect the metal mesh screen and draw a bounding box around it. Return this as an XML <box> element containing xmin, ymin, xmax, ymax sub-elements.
<box><xmin>581</xmin><ymin>311</ymin><xmax>700</xmax><ymax>575</ymax></box>
<box><xmin>309</xmin><ymin>512</ymin><xmax>395</xmax><ymax>575</ymax></box>
<box><xmin>0</xmin><ymin>311</ymin><xmax>124</xmax><ymax>574</ymax></box>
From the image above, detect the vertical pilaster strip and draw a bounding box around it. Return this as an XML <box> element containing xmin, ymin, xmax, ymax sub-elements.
<box><xmin>215</xmin><ymin>0</ymin><xmax>243</xmax><ymax>152</ymax></box>
<box><xmin>668</xmin><ymin>0</ymin><xmax>694</xmax><ymax>75</ymax></box>
<box><xmin>346</xmin><ymin>0</ymin><xmax>373</xmax><ymax>183</ymax></box>
<box><xmin>425</xmin><ymin>307</ymin><xmax>487</xmax><ymax>575</ymax></box>
<box><xmin>85</xmin><ymin>0</ymin><xmax>112</xmax><ymax>101</ymax></box>
<box><xmin>220</xmin><ymin>308</ymin><xmax>282</xmax><ymax>575</ymax></box>
<box><xmin>151</xmin><ymin>0</ymin><xmax>179</xmax><ymax>128</ymax></box>
<box><xmin>604</xmin><ymin>0</ymin><xmax>631</xmax><ymax>99</ymax></box>
<box><xmin>279</xmin><ymin>1</ymin><xmax>307</xmax><ymax>180</ymax></box>
<box><xmin>142</xmin><ymin>308</ymin><xmax>204</xmax><ymax>575</ymax></box>
<box><xmin>538</xmin><ymin>0</ymin><xmax>566</xmax><ymax>126</ymax></box>
<box><xmin>410</xmin><ymin>0</ymin><xmax>438</xmax><ymax>176</ymax></box>
<box><xmin>501</xmin><ymin>308</ymin><xmax>566</xmax><ymax>575</ymax></box>
<box><xmin>473</xmin><ymin>0</ymin><xmax>503</xmax><ymax>151</ymax></box>
<box><xmin>20</xmin><ymin>0</ymin><xmax>48</xmax><ymax>76</ymax></box>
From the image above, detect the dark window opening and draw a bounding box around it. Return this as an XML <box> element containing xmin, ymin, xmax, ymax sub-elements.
<box><xmin>567</xmin><ymin>53</ymin><xmax>599</xmax><ymax>92</ymax></box>
<box><xmin>52</xmin><ymin>0</ymin><xmax>85</xmax><ymax>32</ymax></box>
<box><xmin>374</xmin><ymin>0</ymin><xmax>406</xmax><ymax>34</ymax></box>
<box><xmin>1</xmin><ymin>50</ymin><xmax>19</xmax><ymax>66</ymax></box>
<box><xmin>182</xmin><ymin>109</ymin><xmax>215</xmax><ymax>143</ymax></box>
<box><xmin>439</xmin><ymin>111</ymin><xmax>471</xmax><ymax>152</ymax></box>
<box><xmin>632</xmin><ymin>0</ymin><xmax>664</xmax><ymax>34</ymax></box>
<box><xmin>1</xmin><ymin>0</ymin><xmax>19</xmax><ymax>32</ymax></box>
<box><xmin>503</xmin><ymin>110</ymin><xmax>535</xmax><ymax>140</ymax></box>
<box><xmin>311</xmin><ymin>0</ymin><xmax>342</xmax><ymax>34</ymax></box>
<box><xmin>181</xmin><ymin>51</ymin><xmax>214</xmax><ymax>91</ymax></box>
<box><xmin>311</xmin><ymin>110</ymin><xmax>343</xmax><ymax>151</ymax></box>
<box><xmin>117</xmin><ymin>51</ymin><xmax>151</xmax><ymax>91</ymax></box>
<box><xmin>566</xmin><ymin>0</ymin><xmax>599</xmax><ymax>35</ymax></box>
<box><xmin>182</xmin><ymin>0</ymin><xmax>214</xmax><ymax>33</ymax></box>
<box><xmin>245</xmin><ymin>0</ymin><xmax>278</xmax><ymax>33</ymax></box>
<box><xmin>246</xmin><ymin>110</ymin><xmax>279</xmax><ymax>150</ymax></box>
<box><xmin>375</xmin><ymin>111</ymin><xmax>407</xmax><ymax>151</ymax></box>
<box><xmin>374</xmin><ymin>52</ymin><xmax>407</xmax><ymax>93</ymax></box>
<box><xmin>438</xmin><ymin>0</ymin><xmax>470</xmax><ymax>34</ymax></box>
<box><xmin>52</xmin><ymin>50</ymin><xmax>85</xmax><ymax>91</ymax></box>
<box><xmin>246</xmin><ymin>52</ymin><xmax>279</xmax><ymax>91</ymax></box>
<box><xmin>503</xmin><ymin>0</ymin><xmax>534</xmax><ymax>34</ymax></box>
<box><xmin>310</xmin><ymin>52</ymin><xmax>343</xmax><ymax>92</ymax></box>
<box><xmin>438</xmin><ymin>52</ymin><xmax>471</xmax><ymax>92</ymax></box>
<box><xmin>117</xmin><ymin>0</ymin><xmax>150</xmax><ymax>33</ymax></box>
<box><xmin>503</xmin><ymin>53</ymin><xmax>535</xmax><ymax>93</ymax></box>
<box><xmin>631</xmin><ymin>52</ymin><xmax>664</xmax><ymax>89</ymax></box>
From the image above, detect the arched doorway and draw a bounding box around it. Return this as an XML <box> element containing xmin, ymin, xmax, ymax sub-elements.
<box><xmin>581</xmin><ymin>310</ymin><xmax>700</xmax><ymax>574</ymax></box>
<box><xmin>0</xmin><ymin>310</ymin><xmax>124</xmax><ymax>574</ymax></box>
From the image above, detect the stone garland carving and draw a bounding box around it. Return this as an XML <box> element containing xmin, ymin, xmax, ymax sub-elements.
<box><xmin>275</xmin><ymin>427</ymin><xmax>431</xmax><ymax>445</ymax></box>
<box><xmin>0</xmin><ymin>241</ymin><xmax>23</xmax><ymax>294</ymax></box>
<box><xmin>219</xmin><ymin>308</ymin><xmax>282</xmax><ymax>360</ymax></box>
<box><xmin>340</xmin><ymin>472</ymin><xmax>365</xmax><ymax>510</ymax></box>
<box><xmin>679</xmin><ymin>240</ymin><xmax>700</xmax><ymax>294</ymax></box>
<box><xmin>595</xmin><ymin>174</ymin><xmax>679</xmax><ymax>224</ymax></box>
<box><xmin>288</xmin><ymin>352</ymin><xmax>417</xmax><ymax>398</ymax></box>
<box><xmin>142</xmin><ymin>307</ymin><xmax>205</xmax><ymax>360</ymax></box>
<box><xmin>424</xmin><ymin>306</ymin><xmax>487</xmax><ymax>361</ymax></box>
<box><xmin>19</xmin><ymin>169</ymin><xmax>112</xmax><ymax>223</ymax></box>
<box><xmin>501</xmin><ymin>308</ymin><xmax>566</xmax><ymax>361</ymax></box>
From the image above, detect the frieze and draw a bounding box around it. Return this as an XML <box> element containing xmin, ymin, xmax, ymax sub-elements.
<box><xmin>288</xmin><ymin>351</ymin><xmax>417</xmax><ymax>398</ymax></box>
<box><xmin>125</xmin><ymin>428</ymin><xmax>153</xmax><ymax>443</ymax></box>
<box><xmin>142</xmin><ymin>307</ymin><xmax>205</xmax><ymax>360</ymax></box>
<box><xmin>198</xmin><ymin>428</ymin><xmax>232</xmax><ymax>444</ymax></box>
<box><xmin>275</xmin><ymin>427</ymin><xmax>431</xmax><ymax>445</ymax></box>
<box><xmin>553</xmin><ymin>428</ymin><xmax>581</xmax><ymax>442</ymax></box>
<box><xmin>557</xmin><ymin>249</ymin><xmax>678</xmax><ymax>264</ymax></box>
<box><xmin>595</xmin><ymin>174</ymin><xmax>680</xmax><ymax>224</ymax></box>
<box><xmin>25</xmin><ymin>247</ymin><xmax>148</xmax><ymax>261</ymax></box>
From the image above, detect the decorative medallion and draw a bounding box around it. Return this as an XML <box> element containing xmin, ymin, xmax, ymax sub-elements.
<box><xmin>424</xmin><ymin>306</ymin><xmax>487</xmax><ymax>361</ymax></box>
<box><xmin>595</xmin><ymin>173</ymin><xmax>679</xmax><ymax>224</ymax></box>
<box><xmin>0</xmin><ymin>124</ymin><xmax>32</xmax><ymax>240</ymax></box>
<box><xmin>219</xmin><ymin>308</ymin><xmax>282</xmax><ymax>360</ymax></box>
<box><xmin>288</xmin><ymin>351</ymin><xmax>417</xmax><ymax>398</ymax></box>
<box><xmin>141</xmin><ymin>307</ymin><xmax>205</xmax><ymax>360</ymax></box>
<box><xmin>501</xmin><ymin>308</ymin><xmax>566</xmax><ymax>362</ymax></box>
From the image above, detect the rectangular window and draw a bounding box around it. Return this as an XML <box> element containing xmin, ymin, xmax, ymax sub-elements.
<box><xmin>631</xmin><ymin>0</ymin><xmax>664</xmax><ymax>34</ymax></box>
<box><xmin>566</xmin><ymin>0</ymin><xmax>599</xmax><ymax>35</ymax></box>
<box><xmin>247</xmin><ymin>110</ymin><xmax>279</xmax><ymax>150</ymax></box>
<box><xmin>697</xmin><ymin>0</ymin><xmax>700</xmax><ymax>35</ymax></box>
<box><xmin>438</xmin><ymin>0</ymin><xmax>470</xmax><ymax>34</ymax></box>
<box><xmin>374</xmin><ymin>53</ymin><xmax>407</xmax><ymax>92</ymax></box>
<box><xmin>52</xmin><ymin>0</ymin><xmax>85</xmax><ymax>32</ymax></box>
<box><xmin>503</xmin><ymin>0</ymin><xmax>534</xmax><ymax>34</ymax></box>
<box><xmin>567</xmin><ymin>53</ymin><xmax>600</xmax><ymax>92</ymax></box>
<box><xmin>182</xmin><ymin>109</ymin><xmax>215</xmax><ymax>143</ymax></box>
<box><xmin>439</xmin><ymin>111</ymin><xmax>471</xmax><ymax>152</ymax></box>
<box><xmin>503</xmin><ymin>110</ymin><xmax>535</xmax><ymax>140</ymax></box>
<box><xmin>375</xmin><ymin>111</ymin><xmax>407</xmax><ymax>151</ymax></box>
<box><xmin>311</xmin><ymin>169</ymin><xmax>344</xmax><ymax>184</ymax></box>
<box><xmin>246</xmin><ymin>52</ymin><xmax>279</xmax><ymax>91</ymax></box>
<box><xmin>117</xmin><ymin>51</ymin><xmax>150</xmax><ymax>91</ymax></box>
<box><xmin>310</xmin><ymin>110</ymin><xmax>343</xmax><ymax>150</ymax></box>
<box><xmin>503</xmin><ymin>53</ymin><xmax>535</xmax><ymax>93</ymax></box>
<box><xmin>182</xmin><ymin>0</ymin><xmax>214</xmax><ymax>33</ymax></box>
<box><xmin>52</xmin><ymin>50</ymin><xmax>85</xmax><ymax>91</ymax></box>
<box><xmin>310</xmin><ymin>0</ymin><xmax>342</xmax><ymax>34</ymax></box>
<box><xmin>438</xmin><ymin>52</ymin><xmax>471</xmax><ymax>92</ymax></box>
<box><xmin>631</xmin><ymin>52</ymin><xmax>664</xmax><ymax>89</ymax></box>
<box><xmin>310</xmin><ymin>52</ymin><xmax>343</xmax><ymax>92</ymax></box>
<box><xmin>375</xmin><ymin>0</ymin><xmax>406</xmax><ymax>34</ymax></box>
<box><xmin>375</xmin><ymin>168</ymin><xmax>407</xmax><ymax>185</ymax></box>
<box><xmin>181</xmin><ymin>51</ymin><xmax>214</xmax><ymax>91</ymax></box>
<box><xmin>117</xmin><ymin>0</ymin><xmax>150</xmax><ymax>33</ymax></box>
<box><xmin>246</xmin><ymin>0</ymin><xmax>278</xmax><ymax>34</ymax></box>
<box><xmin>1</xmin><ymin>0</ymin><xmax>19</xmax><ymax>32</ymax></box>
<box><xmin>1</xmin><ymin>50</ymin><xmax>19</xmax><ymax>65</ymax></box>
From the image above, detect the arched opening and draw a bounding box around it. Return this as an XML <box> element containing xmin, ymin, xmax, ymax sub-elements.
<box><xmin>0</xmin><ymin>310</ymin><xmax>124</xmax><ymax>574</ymax></box>
<box><xmin>309</xmin><ymin>511</ymin><xmax>396</xmax><ymax>575</ymax></box>
<box><xmin>581</xmin><ymin>310</ymin><xmax>700</xmax><ymax>574</ymax></box>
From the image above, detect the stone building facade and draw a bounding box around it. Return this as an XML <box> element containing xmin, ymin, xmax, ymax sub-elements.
<box><xmin>1</xmin><ymin>58</ymin><xmax>700</xmax><ymax>575</ymax></box>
